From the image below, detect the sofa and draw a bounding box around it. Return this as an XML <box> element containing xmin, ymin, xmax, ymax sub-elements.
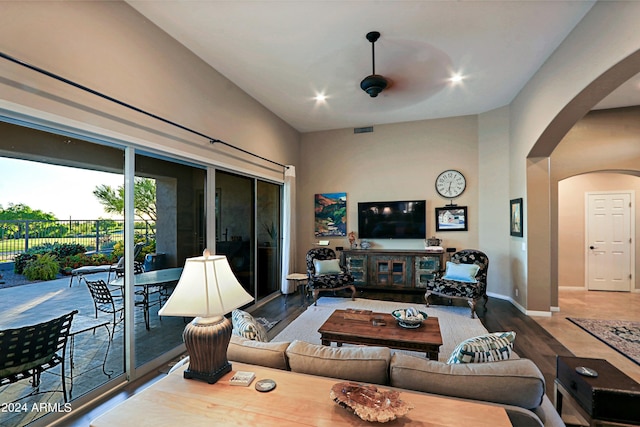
<box><xmin>228</xmin><ymin>335</ymin><xmax>565</xmax><ymax>427</ymax></box>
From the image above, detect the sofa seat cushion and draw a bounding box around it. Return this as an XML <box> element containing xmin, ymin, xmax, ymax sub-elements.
<box><xmin>447</xmin><ymin>331</ymin><xmax>516</xmax><ymax>363</ymax></box>
<box><xmin>286</xmin><ymin>340</ymin><xmax>391</xmax><ymax>385</ymax></box>
<box><xmin>390</xmin><ymin>353</ymin><xmax>545</xmax><ymax>410</ymax></box>
<box><xmin>231</xmin><ymin>309</ymin><xmax>268</xmax><ymax>342</ymax></box>
<box><xmin>227</xmin><ymin>335</ymin><xmax>290</xmax><ymax>370</ymax></box>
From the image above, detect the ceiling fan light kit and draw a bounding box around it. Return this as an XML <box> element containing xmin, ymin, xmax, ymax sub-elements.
<box><xmin>360</xmin><ymin>31</ymin><xmax>389</xmax><ymax>98</ymax></box>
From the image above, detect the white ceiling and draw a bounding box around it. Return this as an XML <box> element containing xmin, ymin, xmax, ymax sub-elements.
<box><xmin>127</xmin><ymin>1</ymin><xmax>638</xmax><ymax>133</ymax></box>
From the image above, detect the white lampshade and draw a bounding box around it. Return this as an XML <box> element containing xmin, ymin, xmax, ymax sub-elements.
<box><xmin>159</xmin><ymin>251</ymin><xmax>253</xmax><ymax>318</ymax></box>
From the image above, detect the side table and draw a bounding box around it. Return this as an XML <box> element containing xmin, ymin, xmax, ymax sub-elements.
<box><xmin>555</xmin><ymin>355</ymin><xmax>640</xmax><ymax>427</ymax></box>
<box><xmin>285</xmin><ymin>273</ymin><xmax>308</xmax><ymax>306</ymax></box>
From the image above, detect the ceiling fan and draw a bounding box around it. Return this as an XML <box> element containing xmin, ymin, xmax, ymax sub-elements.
<box><xmin>360</xmin><ymin>31</ymin><xmax>389</xmax><ymax>98</ymax></box>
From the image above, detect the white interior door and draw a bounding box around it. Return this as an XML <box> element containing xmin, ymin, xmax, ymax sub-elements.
<box><xmin>586</xmin><ymin>192</ymin><xmax>634</xmax><ymax>291</ymax></box>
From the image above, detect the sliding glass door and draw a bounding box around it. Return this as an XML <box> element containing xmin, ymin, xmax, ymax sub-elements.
<box><xmin>215</xmin><ymin>170</ymin><xmax>281</xmax><ymax>302</ymax></box>
<box><xmin>0</xmin><ymin>122</ymin><xmax>127</xmax><ymax>426</ymax></box>
<box><xmin>215</xmin><ymin>171</ymin><xmax>255</xmax><ymax>295</ymax></box>
<box><xmin>0</xmin><ymin>120</ymin><xmax>282</xmax><ymax>426</ymax></box>
<box><xmin>257</xmin><ymin>180</ymin><xmax>281</xmax><ymax>298</ymax></box>
<box><xmin>133</xmin><ymin>152</ymin><xmax>206</xmax><ymax>368</ymax></box>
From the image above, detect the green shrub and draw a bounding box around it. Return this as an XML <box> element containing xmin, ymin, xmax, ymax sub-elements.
<box><xmin>51</xmin><ymin>243</ymin><xmax>86</xmax><ymax>258</ymax></box>
<box><xmin>14</xmin><ymin>242</ymin><xmax>86</xmax><ymax>274</ymax></box>
<box><xmin>57</xmin><ymin>252</ymin><xmax>117</xmax><ymax>271</ymax></box>
<box><xmin>113</xmin><ymin>238</ymin><xmax>155</xmax><ymax>262</ymax></box>
<box><xmin>14</xmin><ymin>253</ymin><xmax>38</xmax><ymax>274</ymax></box>
<box><xmin>23</xmin><ymin>254</ymin><xmax>60</xmax><ymax>281</ymax></box>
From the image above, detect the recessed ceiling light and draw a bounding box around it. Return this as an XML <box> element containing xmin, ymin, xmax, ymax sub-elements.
<box><xmin>449</xmin><ymin>73</ymin><xmax>464</xmax><ymax>84</ymax></box>
<box><xmin>314</xmin><ymin>93</ymin><xmax>327</xmax><ymax>102</ymax></box>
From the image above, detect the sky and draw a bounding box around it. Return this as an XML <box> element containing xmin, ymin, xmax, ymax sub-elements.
<box><xmin>0</xmin><ymin>157</ymin><xmax>124</xmax><ymax>219</ymax></box>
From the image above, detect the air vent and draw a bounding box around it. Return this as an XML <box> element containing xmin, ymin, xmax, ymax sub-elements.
<box><xmin>354</xmin><ymin>126</ymin><xmax>374</xmax><ymax>134</ymax></box>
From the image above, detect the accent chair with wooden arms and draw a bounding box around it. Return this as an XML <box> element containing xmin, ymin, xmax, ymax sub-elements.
<box><xmin>424</xmin><ymin>249</ymin><xmax>489</xmax><ymax>318</ymax></box>
<box><xmin>306</xmin><ymin>248</ymin><xmax>356</xmax><ymax>306</ymax></box>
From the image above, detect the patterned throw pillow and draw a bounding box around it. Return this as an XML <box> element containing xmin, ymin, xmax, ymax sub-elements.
<box><xmin>447</xmin><ymin>331</ymin><xmax>516</xmax><ymax>364</ymax></box>
<box><xmin>231</xmin><ymin>309</ymin><xmax>268</xmax><ymax>342</ymax></box>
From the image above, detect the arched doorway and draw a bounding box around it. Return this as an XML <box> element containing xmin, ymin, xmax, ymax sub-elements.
<box><xmin>526</xmin><ymin>51</ymin><xmax>640</xmax><ymax>312</ymax></box>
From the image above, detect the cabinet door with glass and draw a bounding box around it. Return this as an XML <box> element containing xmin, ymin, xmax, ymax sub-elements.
<box><xmin>346</xmin><ymin>253</ymin><xmax>367</xmax><ymax>286</ymax></box>
<box><xmin>374</xmin><ymin>255</ymin><xmax>412</xmax><ymax>288</ymax></box>
<box><xmin>414</xmin><ymin>255</ymin><xmax>441</xmax><ymax>288</ymax></box>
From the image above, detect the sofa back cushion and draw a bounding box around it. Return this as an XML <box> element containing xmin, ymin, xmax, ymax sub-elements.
<box><xmin>227</xmin><ymin>335</ymin><xmax>290</xmax><ymax>370</ymax></box>
<box><xmin>390</xmin><ymin>353</ymin><xmax>545</xmax><ymax>410</ymax></box>
<box><xmin>286</xmin><ymin>340</ymin><xmax>391</xmax><ymax>385</ymax></box>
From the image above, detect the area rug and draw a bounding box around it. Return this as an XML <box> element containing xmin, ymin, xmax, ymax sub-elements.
<box><xmin>255</xmin><ymin>316</ymin><xmax>280</xmax><ymax>332</ymax></box>
<box><xmin>272</xmin><ymin>297</ymin><xmax>489</xmax><ymax>362</ymax></box>
<box><xmin>567</xmin><ymin>317</ymin><xmax>640</xmax><ymax>366</ymax></box>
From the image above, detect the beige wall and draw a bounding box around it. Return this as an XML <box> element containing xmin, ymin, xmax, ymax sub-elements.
<box><xmin>298</xmin><ymin>116</ymin><xmax>479</xmax><ymax>273</ymax></box>
<box><xmin>478</xmin><ymin>107</ymin><xmax>512</xmax><ymax>299</ymax></box>
<box><xmin>0</xmin><ymin>1</ymin><xmax>299</xmax><ymax>182</ymax></box>
<box><xmin>559</xmin><ymin>173</ymin><xmax>640</xmax><ymax>289</ymax></box>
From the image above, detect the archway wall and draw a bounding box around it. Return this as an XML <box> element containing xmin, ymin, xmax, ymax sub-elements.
<box><xmin>507</xmin><ymin>1</ymin><xmax>640</xmax><ymax>312</ymax></box>
<box><xmin>553</xmin><ymin>107</ymin><xmax>640</xmax><ymax>291</ymax></box>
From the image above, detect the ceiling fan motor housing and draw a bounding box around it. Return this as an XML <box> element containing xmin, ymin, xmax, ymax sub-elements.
<box><xmin>360</xmin><ymin>74</ymin><xmax>388</xmax><ymax>97</ymax></box>
<box><xmin>361</xmin><ymin>31</ymin><xmax>388</xmax><ymax>97</ymax></box>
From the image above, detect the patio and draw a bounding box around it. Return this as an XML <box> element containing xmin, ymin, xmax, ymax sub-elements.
<box><xmin>0</xmin><ymin>270</ymin><xmax>186</xmax><ymax>427</ymax></box>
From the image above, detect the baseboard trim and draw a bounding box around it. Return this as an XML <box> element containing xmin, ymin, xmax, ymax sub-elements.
<box><xmin>486</xmin><ymin>291</ymin><xmax>552</xmax><ymax>317</ymax></box>
<box><xmin>558</xmin><ymin>286</ymin><xmax>586</xmax><ymax>291</ymax></box>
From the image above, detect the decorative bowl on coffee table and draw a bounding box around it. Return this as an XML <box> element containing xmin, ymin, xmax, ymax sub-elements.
<box><xmin>391</xmin><ymin>308</ymin><xmax>428</xmax><ymax>329</ymax></box>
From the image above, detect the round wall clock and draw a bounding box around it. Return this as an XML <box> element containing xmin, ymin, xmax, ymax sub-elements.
<box><xmin>435</xmin><ymin>170</ymin><xmax>466</xmax><ymax>199</ymax></box>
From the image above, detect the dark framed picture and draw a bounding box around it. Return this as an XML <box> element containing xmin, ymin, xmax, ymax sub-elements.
<box><xmin>435</xmin><ymin>206</ymin><xmax>468</xmax><ymax>232</ymax></box>
<box><xmin>510</xmin><ymin>198</ymin><xmax>523</xmax><ymax>237</ymax></box>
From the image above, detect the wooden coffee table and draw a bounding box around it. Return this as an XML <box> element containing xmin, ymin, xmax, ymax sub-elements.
<box><xmin>318</xmin><ymin>309</ymin><xmax>443</xmax><ymax>360</ymax></box>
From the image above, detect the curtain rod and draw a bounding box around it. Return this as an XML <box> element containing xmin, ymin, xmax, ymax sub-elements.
<box><xmin>0</xmin><ymin>51</ymin><xmax>287</xmax><ymax>170</ymax></box>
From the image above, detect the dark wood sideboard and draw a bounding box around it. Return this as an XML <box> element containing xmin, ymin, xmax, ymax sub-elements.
<box><xmin>341</xmin><ymin>249</ymin><xmax>443</xmax><ymax>290</ymax></box>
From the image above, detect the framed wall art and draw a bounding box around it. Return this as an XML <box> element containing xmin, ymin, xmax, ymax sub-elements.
<box><xmin>435</xmin><ymin>206</ymin><xmax>468</xmax><ymax>232</ymax></box>
<box><xmin>510</xmin><ymin>198</ymin><xmax>523</xmax><ymax>237</ymax></box>
<box><xmin>314</xmin><ymin>192</ymin><xmax>347</xmax><ymax>237</ymax></box>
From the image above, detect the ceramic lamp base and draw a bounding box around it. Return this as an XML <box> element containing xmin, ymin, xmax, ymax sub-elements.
<box><xmin>182</xmin><ymin>315</ymin><xmax>233</xmax><ymax>384</ymax></box>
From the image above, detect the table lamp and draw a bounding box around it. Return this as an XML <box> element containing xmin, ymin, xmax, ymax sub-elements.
<box><xmin>158</xmin><ymin>249</ymin><xmax>253</xmax><ymax>383</ymax></box>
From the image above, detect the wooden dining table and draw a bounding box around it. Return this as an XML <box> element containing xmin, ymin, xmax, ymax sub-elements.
<box><xmin>110</xmin><ymin>267</ymin><xmax>183</xmax><ymax>329</ymax></box>
<box><xmin>90</xmin><ymin>362</ymin><xmax>512</xmax><ymax>426</ymax></box>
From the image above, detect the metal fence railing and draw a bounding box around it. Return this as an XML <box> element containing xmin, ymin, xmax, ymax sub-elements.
<box><xmin>0</xmin><ymin>219</ymin><xmax>131</xmax><ymax>263</ymax></box>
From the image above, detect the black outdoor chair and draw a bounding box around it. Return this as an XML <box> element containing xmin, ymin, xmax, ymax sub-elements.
<box><xmin>0</xmin><ymin>310</ymin><xmax>77</xmax><ymax>402</ymax></box>
<box><xmin>85</xmin><ymin>279</ymin><xmax>124</xmax><ymax>340</ymax></box>
<box><xmin>112</xmin><ymin>241</ymin><xmax>146</xmax><ymax>279</ymax></box>
<box><xmin>70</xmin><ymin>241</ymin><xmax>146</xmax><ymax>287</ymax></box>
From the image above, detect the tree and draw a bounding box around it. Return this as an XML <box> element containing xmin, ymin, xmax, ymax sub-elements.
<box><xmin>93</xmin><ymin>178</ymin><xmax>157</xmax><ymax>228</ymax></box>
<box><xmin>0</xmin><ymin>203</ymin><xmax>58</xmax><ymax>239</ymax></box>
<box><xmin>0</xmin><ymin>203</ymin><xmax>56</xmax><ymax>221</ymax></box>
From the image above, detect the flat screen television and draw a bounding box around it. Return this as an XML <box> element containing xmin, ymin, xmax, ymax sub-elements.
<box><xmin>357</xmin><ymin>200</ymin><xmax>426</xmax><ymax>239</ymax></box>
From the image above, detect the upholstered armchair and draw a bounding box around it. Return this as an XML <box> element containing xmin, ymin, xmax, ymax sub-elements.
<box><xmin>425</xmin><ymin>249</ymin><xmax>489</xmax><ymax>318</ymax></box>
<box><xmin>306</xmin><ymin>248</ymin><xmax>356</xmax><ymax>306</ymax></box>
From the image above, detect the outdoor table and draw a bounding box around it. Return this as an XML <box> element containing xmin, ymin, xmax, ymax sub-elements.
<box><xmin>110</xmin><ymin>267</ymin><xmax>183</xmax><ymax>330</ymax></box>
